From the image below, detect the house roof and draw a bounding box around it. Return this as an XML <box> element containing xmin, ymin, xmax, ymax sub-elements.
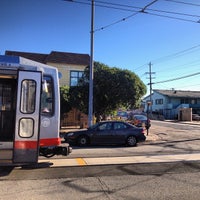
<box><xmin>46</xmin><ymin>51</ymin><xmax>90</xmax><ymax>65</ymax></box>
<box><xmin>154</xmin><ymin>89</ymin><xmax>200</xmax><ymax>98</ymax></box>
<box><xmin>5</xmin><ymin>50</ymin><xmax>47</xmax><ymax>63</ymax></box>
<box><xmin>5</xmin><ymin>50</ymin><xmax>90</xmax><ymax>65</ymax></box>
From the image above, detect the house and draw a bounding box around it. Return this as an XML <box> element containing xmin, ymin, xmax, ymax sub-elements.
<box><xmin>143</xmin><ymin>89</ymin><xmax>200</xmax><ymax>120</ymax></box>
<box><xmin>5</xmin><ymin>50</ymin><xmax>90</xmax><ymax>126</ymax></box>
<box><xmin>5</xmin><ymin>50</ymin><xmax>90</xmax><ymax>87</ymax></box>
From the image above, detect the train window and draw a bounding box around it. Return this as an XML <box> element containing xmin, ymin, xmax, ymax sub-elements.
<box><xmin>41</xmin><ymin>76</ymin><xmax>53</xmax><ymax>115</ymax></box>
<box><xmin>19</xmin><ymin>118</ymin><xmax>34</xmax><ymax>138</ymax></box>
<box><xmin>20</xmin><ymin>80</ymin><xmax>36</xmax><ymax>114</ymax></box>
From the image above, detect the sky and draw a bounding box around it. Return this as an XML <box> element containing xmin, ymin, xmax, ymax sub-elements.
<box><xmin>1</xmin><ymin>0</ymin><xmax>200</xmax><ymax>97</ymax></box>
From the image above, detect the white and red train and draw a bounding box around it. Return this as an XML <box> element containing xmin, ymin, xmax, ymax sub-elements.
<box><xmin>0</xmin><ymin>55</ymin><xmax>71</xmax><ymax>166</ymax></box>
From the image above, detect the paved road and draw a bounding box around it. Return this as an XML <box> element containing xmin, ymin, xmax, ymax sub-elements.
<box><xmin>1</xmin><ymin>161</ymin><xmax>200</xmax><ymax>200</ymax></box>
<box><xmin>1</xmin><ymin>120</ymin><xmax>200</xmax><ymax>200</ymax></box>
<box><xmin>49</xmin><ymin>120</ymin><xmax>200</xmax><ymax>166</ymax></box>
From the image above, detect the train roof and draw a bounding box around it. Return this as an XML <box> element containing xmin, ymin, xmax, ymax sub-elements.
<box><xmin>0</xmin><ymin>55</ymin><xmax>57</xmax><ymax>73</ymax></box>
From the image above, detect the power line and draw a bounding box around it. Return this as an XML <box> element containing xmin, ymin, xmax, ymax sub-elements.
<box><xmin>94</xmin><ymin>0</ymin><xmax>159</xmax><ymax>32</ymax></box>
<box><xmin>134</xmin><ymin>44</ymin><xmax>200</xmax><ymax>73</ymax></box>
<box><xmin>65</xmin><ymin>0</ymin><xmax>200</xmax><ymax>32</ymax></box>
<box><xmin>94</xmin><ymin>12</ymin><xmax>139</xmax><ymax>32</ymax></box>
<box><xmin>76</xmin><ymin>0</ymin><xmax>200</xmax><ymax>18</ymax></box>
<box><xmin>145</xmin><ymin>11</ymin><xmax>200</xmax><ymax>24</ymax></box>
<box><xmin>93</xmin><ymin>1</ymin><xmax>200</xmax><ymax>31</ymax></box>
<box><xmin>151</xmin><ymin>44</ymin><xmax>200</xmax><ymax>64</ymax></box>
<box><xmin>64</xmin><ymin>0</ymin><xmax>139</xmax><ymax>12</ymax></box>
<box><xmin>164</xmin><ymin>0</ymin><xmax>200</xmax><ymax>7</ymax></box>
<box><xmin>147</xmin><ymin>8</ymin><xmax>200</xmax><ymax>18</ymax></box>
<box><xmin>155</xmin><ymin>59</ymin><xmax>200</xmax><ymax>74</ymax></box>
<box><xmin>85</xmin><ymin>0</ymin><xmax>141</xmax><ymax>10</ymax></box>
<box><xmin>153</xmin><ymin>72</ymin><xmax>200</xmax><ymax>84</ymax></box>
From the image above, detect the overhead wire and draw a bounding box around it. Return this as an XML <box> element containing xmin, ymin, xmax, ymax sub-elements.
<box><xmin>155</xmin><ymin>59</ymin><xmax>200</xmax><ymax>74</ymax></box>
<box><xmin>151</xmin><ymin>44</ymin><xmax>200</xmax><ymax>64</ymax></box>
<box><xmin>152</xmin><ymin>72</ymin><xmax>200</xmax><ymax>84</ymax></box>
<box><xmin>134</xmin><ymin>44</ymin><xmax>200</xmax><ymax>73</ymax></box>
<box><xmin>138</xmin><ymin>44</ymin><xmax>200</xmax><ymax>89</ymax></box>
<box><xmin>94</xmin><ymin>0</ymin><xmax>159</xmax><ymax>32</ymax></box>
<box><xmin>65</xmin><ymin>0</ymin><xmax>200</xmax><ymax>89</ymax></box>
<box><xmin>144</xmin><ymin>11</ymin><xmax>199</xmax><ymax>24</ymax></box>
<box><xmin>65</xmin><ymin>0</ymin><xmax>200</xmax><ymax>32</ymax></box>
<box><xmin>94</xmin><ymin>12</ymin><xmax>139</xmax><ymax>32</ymax></box>
<box><xmin>164</xmin><ymin>0</ymin><xmax>200</xmax><ymax>7</ymax></box>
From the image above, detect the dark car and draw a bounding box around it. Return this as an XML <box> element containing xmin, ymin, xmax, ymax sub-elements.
<box><xmin>192</xmin><ymin>114</ymin><xmax>200</xmax><ymax>121</ymax></box>
<box><xmin>129</xmin><ymin>114</ymin><xmax>151</xmax><ymax>129</ymax></box>
<box><xmin>64</xmin><ymin>121</ymin><xmax>146</xmax><ymax>147</ymax></box>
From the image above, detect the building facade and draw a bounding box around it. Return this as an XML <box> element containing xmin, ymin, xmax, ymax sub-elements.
<box><xmin>5</xmin><ymin>50</ymin><xmax>90</xmax><ymax>87</ymax></box>
<box><xmin>143</xmin><ymin>89</ymin><xmax>200</xmax><ymax>120</ymax></box>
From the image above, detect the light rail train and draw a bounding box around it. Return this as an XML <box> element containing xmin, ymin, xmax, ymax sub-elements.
<box><xmin>0</xmin><ymin>55</ymin><xmax>71</xmax><ymax>166</ymax></box>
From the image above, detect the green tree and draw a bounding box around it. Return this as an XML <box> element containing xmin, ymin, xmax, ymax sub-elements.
<box><xmin>60</xmin><ymin>85</ymin><xmax>71</xmax><ymax>122</ymax></box>
<box><xmin>70</xmin><ymin>62</ymin><xmax>147</xmax><ymax>121</ymax></box>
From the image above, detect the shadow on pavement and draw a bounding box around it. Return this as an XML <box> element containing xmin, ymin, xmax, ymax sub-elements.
<box><xmin>0</xmin><ymin>166</ymin><xmax>14</xmax><ymax>177</ymax></box>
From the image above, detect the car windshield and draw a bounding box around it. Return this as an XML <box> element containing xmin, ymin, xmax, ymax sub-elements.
<box><xmin>135</xmin><ymin>115</ymin><xmax>147</xmax><ymax>120</ymax></box>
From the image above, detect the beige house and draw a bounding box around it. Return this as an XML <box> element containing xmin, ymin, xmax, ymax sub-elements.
<box><xmin>5</xmin><ymin>50</ymin><xmax>90</xmax><ymax>127</ymax></box>
<box><xmin>5</xmin><ymin>50</ymin><xmax>90</xmax><ymax>87</ymax></box>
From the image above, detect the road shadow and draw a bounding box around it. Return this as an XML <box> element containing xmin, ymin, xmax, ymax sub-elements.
<box><xmin>21</xmin><ymin>162</ymin><xmax>54</xmax><ymax>169</ymax></box>
<box><xmin>64</xmin><ymin>144</ymin><xmax>140</xmax><ymax>150</ymax></box>
<box><xmin>0</xmin><ymin>166</ymin><xmax>14</xmax><ymax>177</ymax></box>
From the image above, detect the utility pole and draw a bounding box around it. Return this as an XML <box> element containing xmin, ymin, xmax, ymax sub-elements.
<box><xmin>146</xmin><ymin>62</ymin><xmax>156</xmax><ymax>113</ymax></box>
<box><xmin>88</xmin><ymin>0</ymin><xmax>94</xmax><ymax>127</ymax></box>
<box><xmin>145</xmin><ymin>62</ymin><xmax>155</xmax><ymax>135</ymax></box>
<box><xmin>149</xmin><ymin>62</ymin><xmax>153</xmax><ymax>108</ymax></box>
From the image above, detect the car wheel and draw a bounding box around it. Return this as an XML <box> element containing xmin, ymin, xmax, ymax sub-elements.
<box><xmin>78</xmin><ymin>135</ymin><xmax>89</xmax><ymax>146</ymax></box>
<box><xmin>126</xmin><ymin>136</ymin><xmax>137</xmax><ymax>147</ymax></box>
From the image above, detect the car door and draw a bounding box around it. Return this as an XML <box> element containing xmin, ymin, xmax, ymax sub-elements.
<box><xmin>90</xmin><ymin>122</ymin><xmax>113</xmax><ymax>145</ymax></box>
<box><xmin>112</xmin><ymin>122</ymin><xmax>128</xmax><ymax>144</ymax></box>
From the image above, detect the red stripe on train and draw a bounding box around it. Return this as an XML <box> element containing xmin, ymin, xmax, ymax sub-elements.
<box><xmin>14</xmin><ymin>141</ymin><xmax>38</xmax><ymax>149</ymax></box>
<box><xmin>14</xmin><ymin>138</ymin><xmax>61</xmax><ymax>149</ymax></box>
<box><xmin>39</xmin><ymin>138</ymin><xmax>61</xmax><ymax>147</ymax></box>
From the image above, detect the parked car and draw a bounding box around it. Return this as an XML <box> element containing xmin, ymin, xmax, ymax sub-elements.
<box><xmin>116</xmin><ymin>111</ymin><xmax>128</xmax><ymax>120</ymax></box>
<box><xmin>64</xmin><ymin>121</ymin><xmax>146</xmax><ymax>147</ymax></box>
<box><xmin>192</xmin><ymin>114</ymin><xmax>200</xmax><ymax>121</ymax></box>
<box><xmin>129</xmin><ymin>114</ymin><xmax>151</xmax><ymax>129</ymax></box>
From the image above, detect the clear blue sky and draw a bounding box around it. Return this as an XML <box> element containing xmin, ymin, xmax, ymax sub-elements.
<box><xmin>1</xmin><ymin>0</ymin><xmax>200</xmax><ymax>96</ymax></box>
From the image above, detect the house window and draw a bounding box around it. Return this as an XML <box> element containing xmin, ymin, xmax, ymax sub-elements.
<box><xmin>191</xmin><ymin>99</ymin><xmax>197</xmax><ymax>104</ymax></box>
<box><xmin>181</xmin><ymin>98</ymin><xmax>189</xmax><ymax>104</ymax></box>
<box><xmin>70</xmin><ymin>71</ymin><xmax>84</xmax><ymax>86</ymax></box>
<box><xmin>155</xmin><ymin>99</ymin><xmax>163</xmax><ymax>105</ymax></box>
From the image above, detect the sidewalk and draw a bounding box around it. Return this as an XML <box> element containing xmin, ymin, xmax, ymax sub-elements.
<box><xmin>166</xmin><ymin>120</ymin><xmax>200</xmax><ymax>126</ymax></box>
<box><xmin>41</xmin><ymin>153</ymin><xmax>200</xmax><ymax>167</ymax></box>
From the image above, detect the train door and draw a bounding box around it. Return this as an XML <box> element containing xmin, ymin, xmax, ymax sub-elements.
<box><xmin>0</xmin><ymin>78</ymin><xmax>16</xmax><ymax>165</ymax></box>
<box><xmin>13</xmin><ymin>70</ymin><xmax>42</xmax><ymax>164</ymax></box>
